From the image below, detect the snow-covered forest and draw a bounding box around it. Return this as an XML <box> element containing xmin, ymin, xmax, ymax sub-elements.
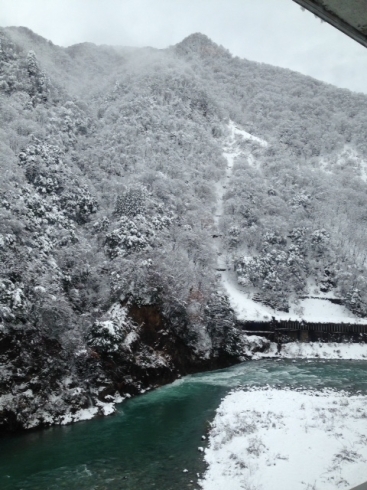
<box><xmin>1</xmin><ymin>28</ymin><xmax>367</xmax><ymax>431</ymax></box>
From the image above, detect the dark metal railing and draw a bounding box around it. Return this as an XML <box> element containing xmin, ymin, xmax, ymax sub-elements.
<box><xmin>238</xmin><ymin>319</ymin><xmax>367</xmax><ymax>334</ymax></box>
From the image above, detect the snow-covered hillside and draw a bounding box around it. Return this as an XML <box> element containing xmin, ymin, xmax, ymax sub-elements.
<box><xmin>320</xmin><ymin>146</ymin><xmax>367</xmax><ymax>183</ymax></box>
<box><xmin>222</xmin><ymin>269</ymin><xmax>367</xmax><ymax>324</ymax></box>
<box><xmin>2</xmin><ymin>27</ymin><xmax>367</xmax><ymax>432</ymax></box>
<box><xmin>216</xmin><ymin>122</ymin><xmax>367</xmax><ymax>325</ymax></box>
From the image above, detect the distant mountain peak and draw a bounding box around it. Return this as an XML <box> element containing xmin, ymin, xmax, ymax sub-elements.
<box><xmin>174</xmin><ymin>32</ymin><xmax>230</xmax><ymax>58</ymax></box>
<box><xmin>4</xmin><ymin>26</ymin><xmax>53</xmax><ymax>46</ymax></box>
<box><xmin>179</xmin><ymin>32</ymin><xmax>214</xmax><ymax>46</ymax></box>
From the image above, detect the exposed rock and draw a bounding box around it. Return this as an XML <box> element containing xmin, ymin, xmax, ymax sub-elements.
<box><xmin>0</xmin><ymin>296</ymin><xmax>268</xmax><ymax>434</ymax></box>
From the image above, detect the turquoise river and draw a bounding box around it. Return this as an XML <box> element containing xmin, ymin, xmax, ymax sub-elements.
<box><xmin>1</xmin><ymin>359</ymin><xmax>367</xmax><ymax>489</ymax></box>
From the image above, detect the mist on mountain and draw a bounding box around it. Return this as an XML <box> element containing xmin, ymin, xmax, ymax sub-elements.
<box><xmin>1</xmin><ymin>27</ymin><xmax>367</xmax><ymax>431</ymax></box>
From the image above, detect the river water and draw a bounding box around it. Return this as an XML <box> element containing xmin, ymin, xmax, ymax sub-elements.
<box><xmin>1</xmin><ymin>359</ymin><xmax>367</xmax><ymax>490</ymax></box>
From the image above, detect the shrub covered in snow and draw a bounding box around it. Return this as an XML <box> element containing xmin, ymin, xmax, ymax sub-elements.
<box><xmin>105</xmin><ymin>215</ymin><xmax>155</xmax><ymax>257</ymax></box>
<box><xmin>235</xmin><ymin>246</ymin><xmax>307</xmax><ymax>310</ymax></box>
<box><xmin>114</xmin><ymin>185</ymin><xmax>148</xmax><ymax>218</ymax></box>
<box><xmin>88</xmin><ymin>320</ymin><xmax>126</xmax><ymax>353</ymax></box>
<box><xmin>87</xmin><ymin>304</ymin><xmax>135</xmax><ymax>353</ymax></box>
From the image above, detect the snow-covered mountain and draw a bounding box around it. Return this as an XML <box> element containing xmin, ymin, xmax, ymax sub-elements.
<box><xmin>1</xmin><ymin>28</ymin><xmax>367</xmax><ymax>432</ymax></box>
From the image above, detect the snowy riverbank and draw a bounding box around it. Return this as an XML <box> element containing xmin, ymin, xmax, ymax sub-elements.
<box><xmin>200</xmin><ymin>387</ymin><xmax>367</xmax><ymax>490</ymax></box>
<box><xmin>256</xmin><ymin>341</ymin><xmax>367</xmax><ymax>360</ymax></box>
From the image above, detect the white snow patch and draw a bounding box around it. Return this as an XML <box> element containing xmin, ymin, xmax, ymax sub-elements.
<box><xmin>62</xmin><ymin>376</ymin><xmax>73</xmax><ymax>387</ymax></box>
<box><xmin>59</xmin><ymin>395</ymin><xmax>122</xmax><ymax>425</ymax></box>
<box><xmin>105</xmin><ymin>392</ymin><xmax>125</xmax><ymax>404</ymax></box>
<box><xmin>228</xmin><ymin>120</ymin><xmax>268</xmax><ymax>148</ymax></box>
<box><xmin>201</xmin><ymin>387</ymin><xmax>367</xmax><ymax>490</ymax></box>
<box><xmin>305</xmin><ymin>277</ymin><xmax>338</xmax><ymax>299</ymax></box>
<box><xmin>12</xmin><ymin>288</ymin><xmax>23</xmax><ymax>307</ymax></box>
<box><xmin>257</xmin><ymin>341</ymin><xmax>367</xmax><ymax>360</ymax></box>
<box><xmin>319</xmin><ymin>146</ymin><xmax>367</xmax><ymax>183</ymax></box>
<box><xmin>108</xmin><ymin>303</ymin><xmax>128</xmax><ymax>323</ymax></box>
<box><xmin>75</xmin><ymin>348</ymin><xmax>88</xmax><ymax>357</ymax></box>
<box><xmin>220</xmin><ymin>269</ymin><xmax>367</xmax><ymax>324</ymax></box>
<box><xmin>61</xmin><ymin>407</ymin><xmax>99</xmax><ymax>425</ymax></box>
<box><xmin>221</xmin><ymin>270</ymin><xmax>273</xmax><ymax>321</ymax></box>
<box><xmin>360</xmin><ymin>159</ymin><xmax>367</xmax><ymax>183</ymax></box>
<box><xmin>289</xmin><ymin>297</ymin><xmax>367</xmax><ymax>324</ymax></box>
<box><xmin>0</xmin><ymin>393</ymin><xmax>14</xmax><ymax>411</ymax></box>
<box><xmin>214</xmin><ymin>121</ymin><xmax>267</xmax><ymax>275</ymax></box>
<box><xmin>123</xmin><ymin>330</ymin><xmax>139</xmax><ymax>350</ymax></box>
<box><xmin>96</xmin><ymin>400</ymin><xmax>115</xmax><ymax>416</ymax></box>
<box><xmin>102</xmin><ymin>320</ymin><xmax>117</xmax><ymax>336</ymax></box>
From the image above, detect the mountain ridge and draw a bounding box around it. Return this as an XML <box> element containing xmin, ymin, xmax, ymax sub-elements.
<box><xmin>1</xmin><ymin>26</ymin><xmax>367</xmax><ymax>432</ymax></box>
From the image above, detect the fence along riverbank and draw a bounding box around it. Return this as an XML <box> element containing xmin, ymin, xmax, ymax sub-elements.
<box><xmin>237</xmin><ymin>319</ymin><xmax>367</xmax><ymax>342</ymax></box>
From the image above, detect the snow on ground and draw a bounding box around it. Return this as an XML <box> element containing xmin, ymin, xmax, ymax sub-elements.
<box><xmin>59</xmin><ymin>393</ymin><xmax>124</xmax><ymax>425</ymax></box>
<box><xmin>221</xmin><ymin>268</ymin><xmax>367</xmax><ymax>324</ymax></box>
<box><xmin>60</xmin><ymin>406</ymin><xmax>99</xmax><ymax>425</ymax></box>
<box><xmin>256</xmin><ymin>341</ymin><xmax>367</xmax><ymax>360</ymax></box>
<box><xmin>305</xmin><ymin>277</ymin><xmax>338</xmax><ymax>299</ymax></box>
<box><xmin>228</xmin><ymin>120</ymin><xmax>268</xmax><ymax>148</ymax></box>
<box><xmin>0</xmin><ymin>390</ymin><xmax>125</xmax><ymax>429</ymax></box>
<box><xmin>215</xmin><ymin>122</ymin><xmax>264</xmax><ymax>273</ymax></box>
<box><xmin>200</xmin><ymin>387</ymin><xmax>367</xmax><ymax>490</ymax></box>
<box><xmin>217</xmin><ymin>125</ymin><xmax>367</xmax><ymax>326</ymax></box>
<box><xmin>360</xmin><ymin>158</ymin><xmax>367</xmax><ymax>183</ymax></box>
<box><xmin>217</xmin><ymin>125</ymin><xmax>367</xmax><ymax>327</ymax></box>
<box><xmin>290</xmin><ymin>298</ymin><xmax>367</xmax><ymax>324</ymax></box>
<box><xmin>319</xmin><ymin>146</ymin><xmax>367</xmax><ymax>183</ymax></box>
<box><xmin>221</xmin><ymin>270</ymin><xmax>274</xmax><ymax>321</ymax></box>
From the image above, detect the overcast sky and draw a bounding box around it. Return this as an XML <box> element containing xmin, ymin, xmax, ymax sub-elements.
<box><xmin>2</xmin><ymin>0</ymin><xmax>367</xmax><ymax>94</ymax></box>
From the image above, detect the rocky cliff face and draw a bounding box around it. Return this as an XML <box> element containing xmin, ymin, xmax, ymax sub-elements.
<box><xmin>0</xmin><ymin>296</ymin><xmax>269</xmax><ymax>433</ymax></box>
